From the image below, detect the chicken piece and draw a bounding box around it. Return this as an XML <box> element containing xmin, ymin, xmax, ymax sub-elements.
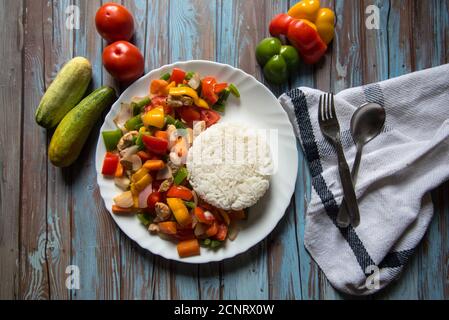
<box><xmin>153</xmin><ymin>202</ymin><xmax>171</xmax><ymax>222</ymax></box>
<box><xmin>117</xmin><ymin>130</ymin><xmax>139</xmax><ymax>151</ymax></box>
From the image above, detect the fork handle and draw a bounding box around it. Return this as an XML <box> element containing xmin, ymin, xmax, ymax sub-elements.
<box><xmin>337</xmin><ymin>145</ymin><xmax>363</xmax><ymax>227</ymax></box>
<box><xmin>334</xmin><ymin>136</ymin><xmax>360</xmax><ymax>226</ymax></box>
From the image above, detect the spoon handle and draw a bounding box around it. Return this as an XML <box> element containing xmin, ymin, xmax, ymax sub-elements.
<box><xmin>336</xmin><ymin>145</ymin><xmax>363</xmax><ymax>227</ymax></box>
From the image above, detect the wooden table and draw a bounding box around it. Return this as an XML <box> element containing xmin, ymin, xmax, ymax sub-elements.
<box><xmin>1</xmin><ymin>0</ymin><xmax>448</xmax><ymax>300</ymax></box>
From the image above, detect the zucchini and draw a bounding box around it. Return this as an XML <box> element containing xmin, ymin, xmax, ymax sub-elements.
<box><xmin>48</xmin><ymin>86</ymin><xmax>116</xmax><ymax>167</ymax></box>
<box><xmin>35</xmin><ymin>57</ymin><xmax>92</xmax><ymax>128</ymax></box>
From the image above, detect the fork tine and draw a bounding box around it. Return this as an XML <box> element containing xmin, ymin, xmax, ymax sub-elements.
<box><xmin>319</xmin><ymin>95</ymin><xmax>324</xmax><ymax>121</ymax></box>
<box><xmin>326</xmin><ymin>93</ymin><xmax>331</xmax><ymax>119</ymax></box>
<box><xmin>330</xmin><ymin>93</ymin><xmax>336</xmax><ymax>119</ymax></box>
<box><xmin>324</xmin><ymin>93</ymin><xmax>330</xmax><ymax>120</ymax></box>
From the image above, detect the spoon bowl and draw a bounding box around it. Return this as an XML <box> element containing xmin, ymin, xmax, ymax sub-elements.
<box><xmin>337</xmin><ymin>102</ymin><xmax>386</xmax><ymax>228</ymax></box>
<box><xmin>351</xmin><ymin>102</ymin><xmax>386</xmax><ymax>146</ymax></box>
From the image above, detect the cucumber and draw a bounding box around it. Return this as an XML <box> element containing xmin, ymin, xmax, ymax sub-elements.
<box><xmin>35</xmin><ymin>56</ymin><xmax>92</xmax><ymax>128</ymax></box>
<box><xmin>48</xmin><ymin>86</ymin><xmax>116</xmax><ymax>167</ymax></box>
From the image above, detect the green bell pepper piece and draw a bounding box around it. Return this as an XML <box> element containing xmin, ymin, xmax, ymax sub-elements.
<box><xmin>102</xmin><ymin>129</ymin><xmax>123</xmax><ymax>151</ymax></box>
<box><xmin>173</xmin><ymin>167</ymin><xmax>188</xmax><ymax>185</ymax></box>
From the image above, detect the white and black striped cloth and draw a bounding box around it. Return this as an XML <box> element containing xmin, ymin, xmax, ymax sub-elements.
<box><xmin>279</xmin><ymin>64</ymin><xmax>449</xmax><ymax>295</ymax></box>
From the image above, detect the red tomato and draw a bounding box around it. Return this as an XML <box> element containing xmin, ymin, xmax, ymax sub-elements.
<box><xmin>214</xmin><ymin>83</ymin><xmax>228</xmax><ymax>93</ymax></box>
<box><xmin>269</xmin><ymin>13</ymin><xmax>293</xmax><ymax>37</ymax></box>
<box><xmin>200</xmin><ymin>109</ymin><xmax>221</xmax><ymax>127</ymax></box>
<box><xmin>170</xmin><ymin>68</ymin><xmax>186</xmax><ymax>84</ymax></box>
<box><xmin>177</xmin><ymin>106</ymin><xmax>201</xmax><ymax>124</ymax></box>
<box><xmin>214</xmin><ymin>224</ymin><xmax>228</xmax><ymax>241</ymax></box>
<box><xmin>147</xmin><ymin>192</ymin><xmax>161</xmax><ymax>211</ymax></box>
<box><xmin>102</xmin><ymin>41</ymin><xmax>144</xmax><ymax>83</ymax></box>
<box><xmin>167</xmin><ymin>185</ymin><xmax>193</xmax><ymax>201</ymax></box>
<box><xmin>95</xmin><ymin>3</ymin><xmax>134</xmax><ymax>43</ymax></box>
<box><xmin>101</xmin><ymin>152</ymin><xmax>119</xmax><ymax>176</ymax></box>
<box><xmin>141</xmin><ymin>135</ymin><xmax>168</xmax><ymax>154</ymax></box>
<box><xmin>201</xmin><ymin>77</ymin><xmax>219</xmax><ymax>105</ymax></box>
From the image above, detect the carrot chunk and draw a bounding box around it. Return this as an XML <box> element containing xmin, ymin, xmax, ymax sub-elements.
<box><xmin>177</xmin><ymin>239</ymin><xmax>200</xmax><ymax>258</ymax></box>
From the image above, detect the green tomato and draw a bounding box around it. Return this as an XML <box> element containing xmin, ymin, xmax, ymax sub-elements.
<box><xmin>280</xmin><ymin>45</ymin><xmax>300</xmax><ymax>70</ymax></box>
<box><xmin>256</xmin><ymin>37</ymin><xmax>282</xmax><ymax>66</ymax></box>
<box><xmin>263</xmin><ymin>55</ymin><xmax>288</xmax><ymax>84</ymax></box>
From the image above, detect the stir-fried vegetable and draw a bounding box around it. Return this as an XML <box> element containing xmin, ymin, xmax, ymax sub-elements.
<box><xmin>102</xmin><ymin>129</ymin><xmax>123</xmax><ymax>151</ymax></box>
<box><xmin>101</xmin><ymin>68</ymin><xmax>241</xmax><ymax>258</ymax></box>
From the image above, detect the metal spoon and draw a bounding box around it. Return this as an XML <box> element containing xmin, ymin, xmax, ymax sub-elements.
<box><xmin>336</xmin><ymin>102</ymin><xmax>386</xmax><ymax>228</ymax></box>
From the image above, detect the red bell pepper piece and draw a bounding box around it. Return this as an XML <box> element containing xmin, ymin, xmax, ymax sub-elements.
<box><xmin>269</xmin><ymin>13</ymin><xmax>327</xmax><ymax>65</ymax></box>
<box><xmin>101</xmin><ymin>152</ymin><xmax>119</xmax><ymax>176</ymax></box>
<box><xmin>167</xmin><ymin>185</ymin><xmax>193</xmax><ymax>201</ymax></box>
<box><xmin>170</xmin><ymin>68</ymin><xmax>186</xmax><ymax>84</ymax></box>
<box><xmin>269</xmin><ymin>13</ymin><xmax>294</xmax><ymax>37</ymax></box>
<box><xmin>287</xmin><ymin>19</ymin><xmax>327</xmax><ymax>64</ymax></box>
<box><xmin>142</xmin><ymin>135</ymin><xmax>168</xmax><ymax>155</ymax></box>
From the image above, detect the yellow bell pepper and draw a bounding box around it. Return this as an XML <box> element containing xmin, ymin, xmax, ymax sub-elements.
<box><xmin>142</xmin><ymin>106</ymin><xmax>165</xmax><ymax>128</ymax></box>
<box><xmin>288</xmin><ymin>0</ymin><xmax>321</xmax><ymax>21</ymax></box>
<box><xmin>133</xmin><ymin>174</ymin><xmax>152</xmax><ymax>192</ymax></box>
<box><xmin>168</xmin><ymin>87</ymin><xmax>209</xmax><ymax>109</ymax></box>
<box><xmin>288</xmin><ymin>0</ymin><xmax>335</xmax><ymax>44</ymax></box>
<box><xmin>132</xmin><ymin>167</ymin><xmax>149</xmax><ymax>183</ymax></box>
<box><xmin>167</xmin><ymin>198</ymin><xmax>192</xmax><ymax>226</ymax></box>
<box><xmin>315</xmin><ymin>8</ymin><xmax>335</xmax><ymax>44</ymax></box>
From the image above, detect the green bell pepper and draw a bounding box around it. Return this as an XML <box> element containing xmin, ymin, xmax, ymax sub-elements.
<box><xmin>102</xmin><ymin>129</ymin><xmax>122</xmax><ymax>151</ymax></box>
<box><xmin>255</xmin><ymin>37</ymin><xmax>300</xmax><ymax>84</ymax></box>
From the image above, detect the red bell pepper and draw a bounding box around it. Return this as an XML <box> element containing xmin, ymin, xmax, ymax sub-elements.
<box><xmin>170</xmin><ymin>68</ymin><xmax>186</xmax><ymax>84</ymax></box>
<box><xmin>102</xmin><ymin>152</ymin><xmax>119</xmax><ymax>176</ymax></box>
<box><xmin>201</xmin><ymin>76</ymin><xmax>219</xmax><ymax>105</ymax></box>
<box><xmin>142</xmin><ymin>135</ymin><xmax>168</xmax><ymax>155</ymax></box>
<box><xmin>269</xmin><ymin>13</ymin><xmax>327</xmax><ymax>65</ymax></box>
<box><xmin>167</xmin><ymin>185</ymin><xmax>193</xmax><ymax>201</ymax></box>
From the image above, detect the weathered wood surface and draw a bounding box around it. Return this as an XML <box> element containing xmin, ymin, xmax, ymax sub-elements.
<box><xmin>0</xmin><ymin>0</ymin><xmax>448</xmax><ymax>300</ymax></box>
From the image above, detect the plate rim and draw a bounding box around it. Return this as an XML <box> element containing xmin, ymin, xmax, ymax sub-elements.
<box><xmin>95</xmin><ymin>59</ymin><xmax>298</xmax><ymax>264</ymax></box>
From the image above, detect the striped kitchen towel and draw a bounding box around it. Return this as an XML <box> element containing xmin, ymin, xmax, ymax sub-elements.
<box><xmin>278</xmin><ymin>64</ymin><xmax>449</xmax><ymax>295</ymax></box>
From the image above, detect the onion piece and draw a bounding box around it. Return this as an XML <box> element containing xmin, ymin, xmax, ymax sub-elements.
<box><xmin>113</xmin><ymin>191</ymin><xmax>134</xmax><ymax>208</ymax></box>
<box><xmin>228</xmin><ymin>223</ymin><xmax>240</xmax><ymax>241</ymax></box>
<box><xmin>192</xmin><ymin>191</ymin><xmax>198</xmax><ymax>207</ymax></box>
<box><xmin>114</xmin><ymin>176</ymin><xmax>130</xmax><ymax>190</ymax></box>
<box><xmin>113</xmin><ymin>103</ymin><xmax>133</xmax><ymax>133</ymax></box>
<box><xmin>194</xmin><ymin>223</ymin><xmax>207</xmax><ymax>238</ymax></box>
<box><xmin>138</xmin><ymin>184</ymin><xmax>153</xmax><ymax>208</ymax></box>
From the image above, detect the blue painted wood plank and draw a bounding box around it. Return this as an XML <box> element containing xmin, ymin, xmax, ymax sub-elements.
<box><xmin>168</xmin><ymin>0</ymin><xmax>218</xmax><ymax>299</ymax></box>
<box><xmin>70</xmin><ymin>0</ymin><xmax>121</xmax><ymax>300</ymax></box>
<box><xmin>0</xmin><ymin>0</ymin><xmax>23</xmax><ymax>300</ymax></box>
<box><xmin>143</xmin><ymin>0</ymin><xmax>172</xmax><ymax>300</ymax></box>
<box><xmin>262</xmin><ymin>0</ymin><xmax>303</xmax><ymax>300</ymax></box>
<box><xmin>119</xmin><ymin>0</ymin><xmax>156</xmax><ymax>300</ymax></box>
<box><xmin>44</xmin><ymin>0</ymin><xmax>73</xmax><ymax>300</ymax></box>
<box><xmin>412</xmin><ymin>0</ymin><xmax>448</xmax><ymax>300</ymax></box>
<box><xmin>19</xmin><ymin>0</ymin><xmax>51</xmax><ymax>300</ymax></box>
<box><xmin>218</xmin><ymin>0</ymin><xmax>269</xmax><ymax>299</ymax></box>
<box><xmin>373</xmin><ymin>0</ymin><xmax>420</xmax><ymax>300</ymax></box>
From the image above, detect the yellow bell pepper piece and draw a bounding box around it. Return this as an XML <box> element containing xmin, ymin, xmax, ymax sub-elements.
<box><xmin>163</xmin><ymin>81</ymin><xmax>176</xmax><ymax>95</ymax></box>
<box><xmin>168</xmin><ymin>87</ymin><xmax>209</xmax><ymax>109</ymax></box>
<box><xmin>288</xmin><ymin>0</ymin><xmax>334</xmax><ymax>44</ymax></box>
<box><xmin>167</xmin><ymin>198</ymin><xmax>192</xmax><ymax>226</ymax></box>
<box><xmin>142</xmin><ymin>106</ymin><xmax>165</xmax><ymax>128</ymax></box>
<box><xmin>133</xmin><ymin>174</ymin><xmax>152</xmax><ymax>192</ymax></box>
<box><xmin>315</xmin><ymin>8</ymin><xmax>335</xmax><ymax>44</ymax></box>
<box><xmin>132</xmin><ymin>167</ymin><xmax>149</xmax><ymax>183</ymax></box>
<box><xmin>133</xmin><ymin>194</ymin><xmax>139</xmax><ymax>208</ymax></box>
<box><xmin>288</xmin><ymin>0</ymin><xmax>321</xmax><ymax>21</ymax></box>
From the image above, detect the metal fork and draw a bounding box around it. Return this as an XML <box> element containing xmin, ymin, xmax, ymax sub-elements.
<box><xmin>318</xmin><ymin>93</ymin><xmax>360</xmax><ymax>226</ymax></box>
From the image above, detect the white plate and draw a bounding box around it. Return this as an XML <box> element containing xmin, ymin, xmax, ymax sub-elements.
<box><xmin>95</xmin><ymin>60</ymin><xmax>298</xmax><ymax>263</ymax></box>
